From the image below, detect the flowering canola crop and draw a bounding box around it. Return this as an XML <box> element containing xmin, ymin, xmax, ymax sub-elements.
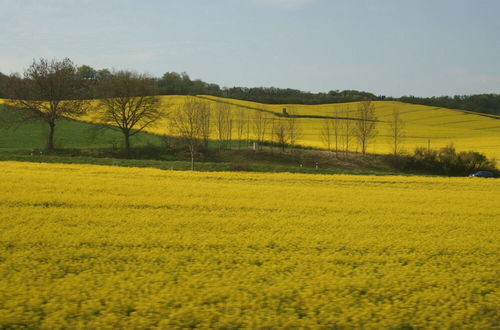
<box><xmin>196</xmin><ymin>96</ymin><xmax>500</xmax><ymax>159</ymax></box>
<box><xmin>98</xmin><ymin>95</ymin><xmax>500</xmax><ymax>159</ymax></box>
<box><xmin>0</xmin><ymin>161</ymin><xmax>498</xmax><ymax>328</ymax></box>
<box><xmin>2</xmin><ymin>95</ymin><xmax>500</xmax><ymax>159</ymax></box>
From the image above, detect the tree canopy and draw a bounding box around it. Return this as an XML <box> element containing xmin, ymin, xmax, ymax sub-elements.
<box><xmin>2</xmin><ymin>63</ymin><xmax>499</xmax><ymax>115</ymax></box>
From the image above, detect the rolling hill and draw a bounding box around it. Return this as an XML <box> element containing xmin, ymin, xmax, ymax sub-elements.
<box><xmin>1</xmin><ymin>96</ymin><xmax>499</xmax><ymax>160</ymax></box>
<box><xmin>0</xmin><ymin>101</ymin><xmax>162</xmax><ymax>150</ymax></box>
<box><xmin>195</xmin><ymin>95</ymin><xmax>500</xmax><ymax>159</ymax></box>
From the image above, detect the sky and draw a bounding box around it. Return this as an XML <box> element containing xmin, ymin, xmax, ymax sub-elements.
<box><xmin>0</xmin><ymin>0</ymin><xmax>499</xmax><ymax>97</ymax></box>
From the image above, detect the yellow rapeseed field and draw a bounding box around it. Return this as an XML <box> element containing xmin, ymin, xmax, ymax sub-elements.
<box><xmin>195</xmin><ymin>96</ymin><xmax>500</xmax><ymax>159</ymax></box>
<box><xmin>1</xmin><ymin>161</ymin><xmax>498</xmax><ymax>328</ymax></box>
<box><xmin>2</xmin><ymin>95</ymin><xmax>499</xmax><ymax>159</ymax></box>
<box><xmin>85</xmin><ymin>95</ymin><xmax>499</xmax><ymax>159</ymax></box>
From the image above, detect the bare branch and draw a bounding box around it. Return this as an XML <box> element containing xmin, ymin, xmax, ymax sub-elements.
<box><xmin>3</xmin><ymin>58</ymin><xmax>91</xmax><ymax>150</ymax></box>
<box><xmin>96</xmin><ymin>71</ymin><xmax>165</xmax><ymax>152</ymax></box>
<box><xmin>169</xmin><ymin>97</ymin><xmax>209</xmax><ymax>170</ymax></box>
<box><xmin>353</xmin><ymin>100</ymin><xmax>378</xmax><ymax>155</ymax></box>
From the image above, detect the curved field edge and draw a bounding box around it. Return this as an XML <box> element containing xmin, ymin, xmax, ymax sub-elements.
<box><xmin>2</xmin><ymin>96</ymin><xmax>499</xmax><ymax>160</ymax></box>
<box><xmin>0</xmin><ymin>161</ymin><xmax>498</xmax><ymax>328</ymax></box>
<box><xmin>196</xmin><ymin>95</ymin><xmax>500</xmax><ymax>159</ymax></box>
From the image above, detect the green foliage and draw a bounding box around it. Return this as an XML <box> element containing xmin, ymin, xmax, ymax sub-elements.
<box><xmin>0</xmin><ymin>71</ymin><xmax>8</xmax><ymax>97</ymax></box>
<box><xmin>77</xmin><ymin>65</ymin><xmax>98</xmax><ymax>81</ymax></box>
<box><xmin>3</xmin><ymin>61</ymin><xmax>500</xmax><ymax>116</ymax></box>
<box><xmin>404</xmin><ymin>144</ymin><xmax>497</xmax><ymax>176</ymax></box>
<box><xmin>397</xmin><ymin>94</ymin><xmax>500</xmax><ymax>115</ymax></box>
<box><xmin>219</xmin><ymin>87</ymin><xmax>379</xmax><ymax>104</ymax></box>
<box><xmin>158</xmin><ymin>72</ymin><xmax>221</xmax><ymax>95</ymax></box>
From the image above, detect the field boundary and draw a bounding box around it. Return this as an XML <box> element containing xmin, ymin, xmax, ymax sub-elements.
<box><xmin>195</xmin><ymin>95</ymin><xmax>381</xmax><ymax>122</ymax></box>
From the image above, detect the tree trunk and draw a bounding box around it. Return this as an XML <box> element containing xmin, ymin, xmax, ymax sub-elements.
<box><xmin>47</xmin><ymin>121</ymin><xmax>56</xmax><ymax>151</ymax></box>
<box><xmin>190</xmin><ymin>150</ymin><xmax>195</xmax><ymax>171</ymax></box>
<box><xmin>124</xmin><ymin>131</ymin><xmax>130</xmax><ymax>153</ymax></box>
<box><xmin>335</xmin><ymin>135</ymin><xmax>338</xmax><ymax>159</ymax></box>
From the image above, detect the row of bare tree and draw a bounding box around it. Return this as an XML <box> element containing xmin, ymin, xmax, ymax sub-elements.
<box><xmin>4</xmin><ymin>59</ymin><xmax>164</xmax><ymax>152</ymax></box>
<box><xmin>3</xmin><ymin>58</ymin><xmax>403</xmax><ymax>170</ymax></box>
<box><xmin>2</xmin><ymin>58</ymin><xmax>304</xmax><ymax>170</ymax></box>
<box><xmin>321</xmin><ymin>101</ymin><xmax>405</xmax><ymax>157</ymax></box>
<box><xmin>169</xmin><ymin>98</ymin><xmax>302</xmax><ymax>169</ymax></box>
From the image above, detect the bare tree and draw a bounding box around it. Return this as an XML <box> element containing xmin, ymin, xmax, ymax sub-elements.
<box><xmin>286</xmin><ymin>110</ymin><xmax>300</xmax><ymax>151</ymax></box>
<box><xmin>322</xmin><ymin>107</ymin><xmax>343</xmax><ymax>156</ymax></box>
<box><xmin>389</xmin><ymin>108</ymin><xmax>405</xmax><ymax>156</ymax></box>
<box><xmin>228</xmin><ymin>118</ymin><xmax>233</xmax><ymax>149</ymax></box>
<box><xmin>245</xmin><ymin>110</ymin><xmax>251</xmax><ymax>147</ymax></box>
<box><xmin>269</xmin><ymin>117</ymin><xmax>275</xmax><ymax>152</ymax></box>
<box><xmin>4</xmin><ymin>58</ymin><xmax>90</xmax><ymax>151</ymax></box>
<box><xmin>235</xmin><ymin>107</ymin><xmax>246</xmax><ymax>149</ymax></box>
<box><xmin>321</xmin><ymin>119</ymin><xmax>333</xmax><ymax>152</ymax></box>
<box><xmin>97</xmin><ymin>71</ymin><xmax>163</xmax><ymax>153</ymax></box>
<box><xmin>343</xmin><ymin>105</ymin><xmax>353</xmax><ymax>159</ymax></box>
<box><xmin>332</xmin><ymin>107</ymin><xmax>342</xmax><ymax>158</ymax></box>
<box><xmin>169</xmin><ymin>97</ymin><xmax>208</xmax><ymax>170</ymax></box>
<box><xmin>353</xmin><ymin>100</ymin><xmax>377</xmax><ymax>154</ymax></box>
<box><xmin>252</xmin><ymin>111</ymin><xmax>269</xmax><ymax>150</ymax></box>
<box><xmin>215</xmin><ymin>102</ymin><xmax>232</xmax><ymax>149</ymax></box>
<box><xmin>274</xmin><ymin>118</ymin><xmax>288</xmax><ymax>152</ymax></box>
<box><xmin>199</xmin><ymin>102</ymin><xmax>211</xmax><ymax>148</ymax></box>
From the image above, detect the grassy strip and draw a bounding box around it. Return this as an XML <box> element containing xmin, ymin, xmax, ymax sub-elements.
<box><xmin>0</xmin><ymin>150</ymin><xmax>406</xmax><ymax>176</ymax></box>
<box><xmin>0</xmin><ymin>105</ymin><xmax>163</xmax><ymax>149</ymax></box>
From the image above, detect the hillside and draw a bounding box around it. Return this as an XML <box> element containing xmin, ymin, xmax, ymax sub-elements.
<box><xmin>0</xmin><ymin>103</ymin><xmax>162</xmax><ymax>150</ymax></box>
<box><xmin>2</xmin><ymin>96</ymin><xmax>499</xmax><ymax>160</ymax></box>
<box><xmin>195</xmin><ymin>96</ymin><xmax>500</xmax><ymax>160</ymax></box>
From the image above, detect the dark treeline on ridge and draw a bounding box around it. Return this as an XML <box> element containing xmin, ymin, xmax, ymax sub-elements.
<box><xmin>395</xmin><ymin>95</ymin><xmax>500</xmax><ymax>115</ymax></box>
<box><xmin>220</xmin><ymin>87</ymin><xmax>381</xmax><ymax>104</ymax></box>
<box><xmin>1</xmin><ymin>64</ymin><xmax>499</xmax><ymax>115</ymax></box>
<box><xmin>148</xmin><ymin>71</ymin><xmax>382</xmax><ymax>105</ymax></box>
<box><xmin>0</xmin><ymin>58</ymin><xmax>497</xmax><ymax>176</ymax></box>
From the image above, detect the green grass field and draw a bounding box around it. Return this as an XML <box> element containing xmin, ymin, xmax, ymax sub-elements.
<box><xmin>0</xmin><ymin>105</ymin><xmax>162</xmax><ymax>150</ymax></box>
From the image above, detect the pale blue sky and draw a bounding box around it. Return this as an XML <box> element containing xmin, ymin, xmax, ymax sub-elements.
<box><xmin>0</xmin><ymin>0</ymin><xmax>499</xmax><ymax>97</ymax></box>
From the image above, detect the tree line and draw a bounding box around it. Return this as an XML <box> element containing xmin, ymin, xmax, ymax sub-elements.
<box><xmin>319</xmin><ymin>104</ymin><xmax>496</xmax><ymax>175</ymax></box>
<box><xmin>2</xmin><ymin>63</ymin><xmax>499</xmax><ymax>114</ymax></box>
<box><xmin>0</xmin><ymin>58</ymin><xmax>496</xmax><ymax>174</ymax></box>
<box><xmin>393</xmin><ymin>95</ymin><xmax>500</xmax><ymax>115</ymax></box>
<box><xmin>0</xmin><ymin>58</ymin><xmax>383</xmax><ymax>169</ymax></box>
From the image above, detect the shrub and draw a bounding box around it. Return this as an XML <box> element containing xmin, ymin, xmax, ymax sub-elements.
<box><xmin>402</xmin><ymin>144</ymin><xmax>497</xmax><ymax>176</ymax></box>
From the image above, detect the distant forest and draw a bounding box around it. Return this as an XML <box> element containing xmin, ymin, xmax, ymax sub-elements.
<box><xmin>394</xmin><ymin>95</ymin><xmax>500</xmax><ymax>116</ymax></box>
<box><xmin>1</xmin><ymin>67</ymin><xmax>498</xmax><ymax>115</ymax></box>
